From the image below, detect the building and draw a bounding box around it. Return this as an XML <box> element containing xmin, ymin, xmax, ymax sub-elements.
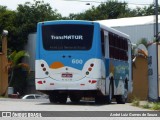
<box><xmin>98</xmin><ymin>15</ymin><xmax>160</xmax><ymax>43</ymax></box>
<box><xmin>24</xmin><ymin>33</ymin><xmax>36</xmax><ymax>94</ymax></box>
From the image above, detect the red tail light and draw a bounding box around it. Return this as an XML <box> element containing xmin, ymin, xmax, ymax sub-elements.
<box><xmin>41</xmin><ymin>64</ymin><xmax>44</xmax><ymax>67</ymax></box>
<box><xmin>91</xmin><ymin>80</ymin><xmax>97</xmax><ymax>84</ymax></box>
<box><xmin>43</xmin><ymin>68</ymin><xmax>46</xmax><ymax>71</ymax></box>
<box><xmin>37</xmin><ymin>81</ymin><xmax>43</xmax><ymax>84</ymax></box>
<box><xmin>88</xmin><ymin>80</ymin><xmax>97</xmax><ymax>84</ymax></box>
<box><xmin>90</xmin><ymin>63</ymin><xmax>94</xmax><ymax>67</ymax></box>
<box><xmin>88</xmin><ymin>68</ymin><xmax>92</xmax><ymax>71</ymax></box>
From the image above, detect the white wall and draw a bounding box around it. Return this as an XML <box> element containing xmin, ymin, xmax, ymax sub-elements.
<box><xmin>24</xmin><ymin>33</ymin><xmax>36</xmax><ymax>71</ymax></box>
<box><xmin>113</xmin><ymin>24</ymin><xmax>160</xmax><ymax>44</ymax></box>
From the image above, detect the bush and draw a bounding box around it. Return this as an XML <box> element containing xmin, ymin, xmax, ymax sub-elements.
<box><xmin>131</xmin><ymin>97</ymin><xmax>140</xmax><ymax>107</ymax></box>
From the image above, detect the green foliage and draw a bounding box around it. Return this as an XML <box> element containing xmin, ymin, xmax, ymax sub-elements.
<box><xmin>136</xmin><ymin>38</ymin><xmax>148</xmax><ymax>47</ymax></box>
<box><xmin>8</xmin><ymin>50</ymin><xmax>30</xmax><ymax>95</ymax></box>
<box><xmin>151</xmin><ymin>102</ymin><xmax>160</xmax><ymax>110</ymax></box>
<box><xmin>11</xmin><ymin>0</ymin><xmax>61</xmax><ymax>51</ymax></box>
<box><xmin>0</xmin><ymin>0</ymin><xmax>61</xmax><ymax>52</ymax></box>
<box><xmin>131</xmin><ymin>97</ymin><xmax>140</xmax><ymax>107</ymax></box>
<box><xmin>0</xmin><ymin>6</ymin><xmax>16</xmax><ymax>36</ymax></box>
<box><xmin>8</xmin><ymin>51</ymin><xmax>29</xmax><ymax>66</ymax></box>
<box><xmin>67</xmin><ymin>0</ymin><xmax>131</xmax><ymax>20</ymax></box>
<box><xmin>66</xmin><ymin>0</ymin><xmax>160</xmax><ymax>20</ymax></box>
<box><xmin>133</xmin><ymin>4</ymin><xmax>156</xmax><ymax>16</ymax></box>
<box><xmin>141</xmin><ymin>102</ymin><xmax>151</xmax><ymax>109</ymax></box>
<box><xmin>132</xmin><ymin>100</ymin><xmax>160</xmax><ymax>111</ymax></box>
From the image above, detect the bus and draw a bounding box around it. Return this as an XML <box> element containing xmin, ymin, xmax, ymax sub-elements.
<box><xmin>35</xmin><ymin>20</ymin><xmax>132</xmax><ymax>104</ymax></box>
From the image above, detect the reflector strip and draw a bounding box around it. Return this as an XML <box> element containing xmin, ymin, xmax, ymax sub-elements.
<box><xmin>50</xmin><ymin>83</ymin><xmax>54</xmax><ymax>85</ymax></box>
<box><xmin>80</xmin><ymin>84</ymin><xmax>85</xmax><ymax>86</ymax></box>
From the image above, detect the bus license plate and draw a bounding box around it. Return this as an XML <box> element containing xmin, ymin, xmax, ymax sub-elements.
<box><xmin>62</xmin><ymin>73</ymin><xmax>73</xmax><ymax>78</ymax></box>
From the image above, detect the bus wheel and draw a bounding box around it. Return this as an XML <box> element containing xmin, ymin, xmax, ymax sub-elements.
<box><xmin>58</xmin><ymin>93</ymin><xmax>68</xmax><ymax>104</ymax></box>
<box><xmin>106</xmin><ymin>83</ymin><xmax>113</xmax><ymax>104</ymax></box>
<box><xmin>69</xmin><ymin>94</ymin><xmax>81</xmax><ymax>103</ymax></box>
<box><xmin>116</xmin><ymin>84</ymin><xmax>128</xmax><ymax>104</ymax></box>
<box><xmin>49</xmin><ymin>93</ymin><xmax>58</xmax><ymax>103</ymax></box>
<box><xmin>95</xmin><ymin>96</ymin><xmax>105</xmax><ymax>104</ymax></box>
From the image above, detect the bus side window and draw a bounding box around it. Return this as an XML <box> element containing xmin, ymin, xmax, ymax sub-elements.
<box><xmin>101</xmin><ymin>30</ymin><xmax>105</xmax><ymax>57</ymax></box>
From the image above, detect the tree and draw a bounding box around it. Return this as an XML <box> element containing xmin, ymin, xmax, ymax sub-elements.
<box><xmin>0</xmin><ymin>6</ymin><xmax>16</xmax><ymax>51</ymax></box>
<box><xmin>7</xmin><ymin>51</ymin><xmax>30</xmax><ymax>95</ymax></box>
<box><xmin>137</xmin><ymin>38</ymin><xmax>148</xmax><ymax>47</ymax></box>
<box><xmin>10</xmin><ymin>0</ymin><xmax>62</xmax><ymax>51</ymax></box>
<box><xmin>66</xmin><ymin>0</ymin><xmax>134</xmax><ymax>20</ymax></box>
<box><xmin>0</xmin><ymin>0</ymin><xmax>62</xmax><ymax>52</ymax></box>
<box><xmin>65</xmin><ymin>1</ymin><xmax>160</xmax><ymax>20</ymax></box>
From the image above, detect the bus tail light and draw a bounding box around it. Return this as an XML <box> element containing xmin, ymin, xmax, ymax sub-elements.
<box><xmin>90</xmin><ymin>63</ymin><xmax>94</xmax><ymax>67</ymax></box>
<box><xmin>88</xmin><ymin>68</ymin><xmax>92</xmax><ymax>71</ymax></box>
<box><xmin>86</xmin><ymin>63</ymin><xmax>94</xmax><ymax>75</ymax></box>
<box><xmin>91</xmin><ymin>80</ymin><xmax>97</xmax><ymax>84</ymax></box>
<box><xmin>88</xmin><ymin>80</ymin><xmax>97</xmax><ymax>84</ymax></box>
<box><xmin>37</xmin><ymin>80</ymin><xmax>46</xmax><ymax>84</ymax></box>
<box><xmin>37</xmin><ymin>81</ymin><xmax>43</xmax><ymax>84</ymax></box>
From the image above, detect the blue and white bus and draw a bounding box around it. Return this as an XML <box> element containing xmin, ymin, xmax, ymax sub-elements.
<box><xmin>35</xmin><ymin>20</ymin><xmax>132</xmax><ymax>104</ymax></box>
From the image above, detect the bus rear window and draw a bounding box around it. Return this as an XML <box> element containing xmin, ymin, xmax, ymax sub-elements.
<box><xmin>42</xmin><ymin>24</ymin><xmax>94</xmax><ymax>50</ymax></box>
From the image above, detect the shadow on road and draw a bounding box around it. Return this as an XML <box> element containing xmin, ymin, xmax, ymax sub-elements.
<box><xmin>37</xmin><ymin>100</ymin><xmax>117</xmax><ymax>106</ymax></box>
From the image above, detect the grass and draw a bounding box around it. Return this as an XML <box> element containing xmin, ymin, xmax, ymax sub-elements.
<box><xmin>141</xmin><ymin>102</ymin><xmax>150</xmax><ymax>109</ymax></box>
<box><xmin>131</xmin><ymin>97</ymin><xmax>140</xmax><ymax>107</ymax></box>
<box><xmin>150</xmin><ymin>102</ymin><xmax>160</xmax><ymax>110</ymax></box>
<box><xmin>0</xmin><ymin>96</ymin><xmax>4</xmax><ymax>98</ymax></box>
<box><xmin>131</xmin><ymin>97</ymin><xmax>160</xmax><ymax>111</ymax></box>
<box><xmin>0</xmin><ymin>95</ymin><xmax>8</xmax><ymax>98</ymax></box>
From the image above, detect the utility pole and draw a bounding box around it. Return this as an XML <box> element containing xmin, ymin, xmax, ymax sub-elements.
<box><xmin>155</xmin><ymin>0</ymin><xmax>159</xmax><ymax>42</ymax></box>
<box><xmin>0</xmin><ymin>30</ymin><xmax>8</xmax><ymax>97</ymax></box>
<box><xmin>155</xmin><ymin>0</ymin><xmax>160</xmax><ymax>101</ymax></box>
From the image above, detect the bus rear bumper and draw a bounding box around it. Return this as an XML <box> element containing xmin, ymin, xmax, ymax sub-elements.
<box><xmin>35</xmin><ymin>78</ymin><xmax>101</xmax><ymax>91</ymax></box>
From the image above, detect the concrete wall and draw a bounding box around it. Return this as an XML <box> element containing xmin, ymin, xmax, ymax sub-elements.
<box><xmin>113</xmin><ymin>24</ymin><xmax>160</xmax><ymax>43</ymax></box>
<box><xmin>24</xmin><ymin>33</ymin><xmax>36</xmax><ymax>71</ymax></box>
<box><xmin>23</xmin><ymin>34</ymin><xmax>36</xmax><ymax>94</ymax></box>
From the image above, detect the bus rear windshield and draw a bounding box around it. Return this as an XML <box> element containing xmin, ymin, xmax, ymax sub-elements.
<box><xmin>42</xmin><ymin>24</ymin><xmax>94</xmax><ymax>50</ymax></box>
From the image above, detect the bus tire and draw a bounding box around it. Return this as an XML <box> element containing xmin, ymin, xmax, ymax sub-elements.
<box><xmin>69</xmin><ymin>94</ymin><xmax>81</xmax><ymax>103</ymax></box>
<box><xmin>49</xmin><ymin>93</ymin><xmax>58</xmax><ymax>103</ymax></box>
<box><xmin>106</xmin><ymin>82</ymin><xmax>113</xmax><ymax>104</ymax></box>
<box><xmin>95</xmin><ymin>96</ymin><xmax>105</xmax><ymax>104</ymax></box>
<box><xmin>58</xmin><ymin>93</ymin><xmax>68</xmax><ymax>104</ymax></box>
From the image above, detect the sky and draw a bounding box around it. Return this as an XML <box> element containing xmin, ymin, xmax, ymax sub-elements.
<box><xmin>0</xmin><ymin>0</ymin><xmax>155</xmax><ymax>17</ymax></box>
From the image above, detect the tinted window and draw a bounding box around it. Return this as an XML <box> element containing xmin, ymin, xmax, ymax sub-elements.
<box><xmin>26</xmin><ymin>96</ymin><xmax>35</xmax><ymax>99</ymax></box>
<box><xmin>35</xmin><ymin>95</ymin><xmax>41</xmax><ymax>99</ymax></box>
<box><xmin>109</xmin><ymin>33</ymin><xmax>128</xmax><ymax>61</ymax></box>
<box><xmin>42</xmin><ymin>24</ymin><xmax>94</xmax><ymax>50</ymax></box>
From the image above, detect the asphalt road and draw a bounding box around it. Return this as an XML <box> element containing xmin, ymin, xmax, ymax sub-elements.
<box><xmin>0</xmin><ymin>98</ymin><xmax>159</xmax><ymax>120</ymax></box>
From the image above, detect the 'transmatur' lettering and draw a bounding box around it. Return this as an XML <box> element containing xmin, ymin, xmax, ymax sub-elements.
<box><xmin>51</xmin><ymin>35</ymin><xmax>83</xmax><ymax>40</ymax></box>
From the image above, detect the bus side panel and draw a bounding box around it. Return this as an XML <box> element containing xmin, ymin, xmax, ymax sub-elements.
<box><xmin>128</xmin><ymin>42</ymin><xmax>133</xmax><ymax>93</ymax></box>
<box><xmin>109</xmin><ymin>59</ymin><xmax>129</xmax><ymax>95</ymax></box>
<box><xmin>36</xmin><ymin>23</ymin><xmax>41</xmax><ymax>60</ymax></box>
<box><xmin>104</xmin><ymin>58</ymin><xmax>110</xmax><ymax>95</ymax></box>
